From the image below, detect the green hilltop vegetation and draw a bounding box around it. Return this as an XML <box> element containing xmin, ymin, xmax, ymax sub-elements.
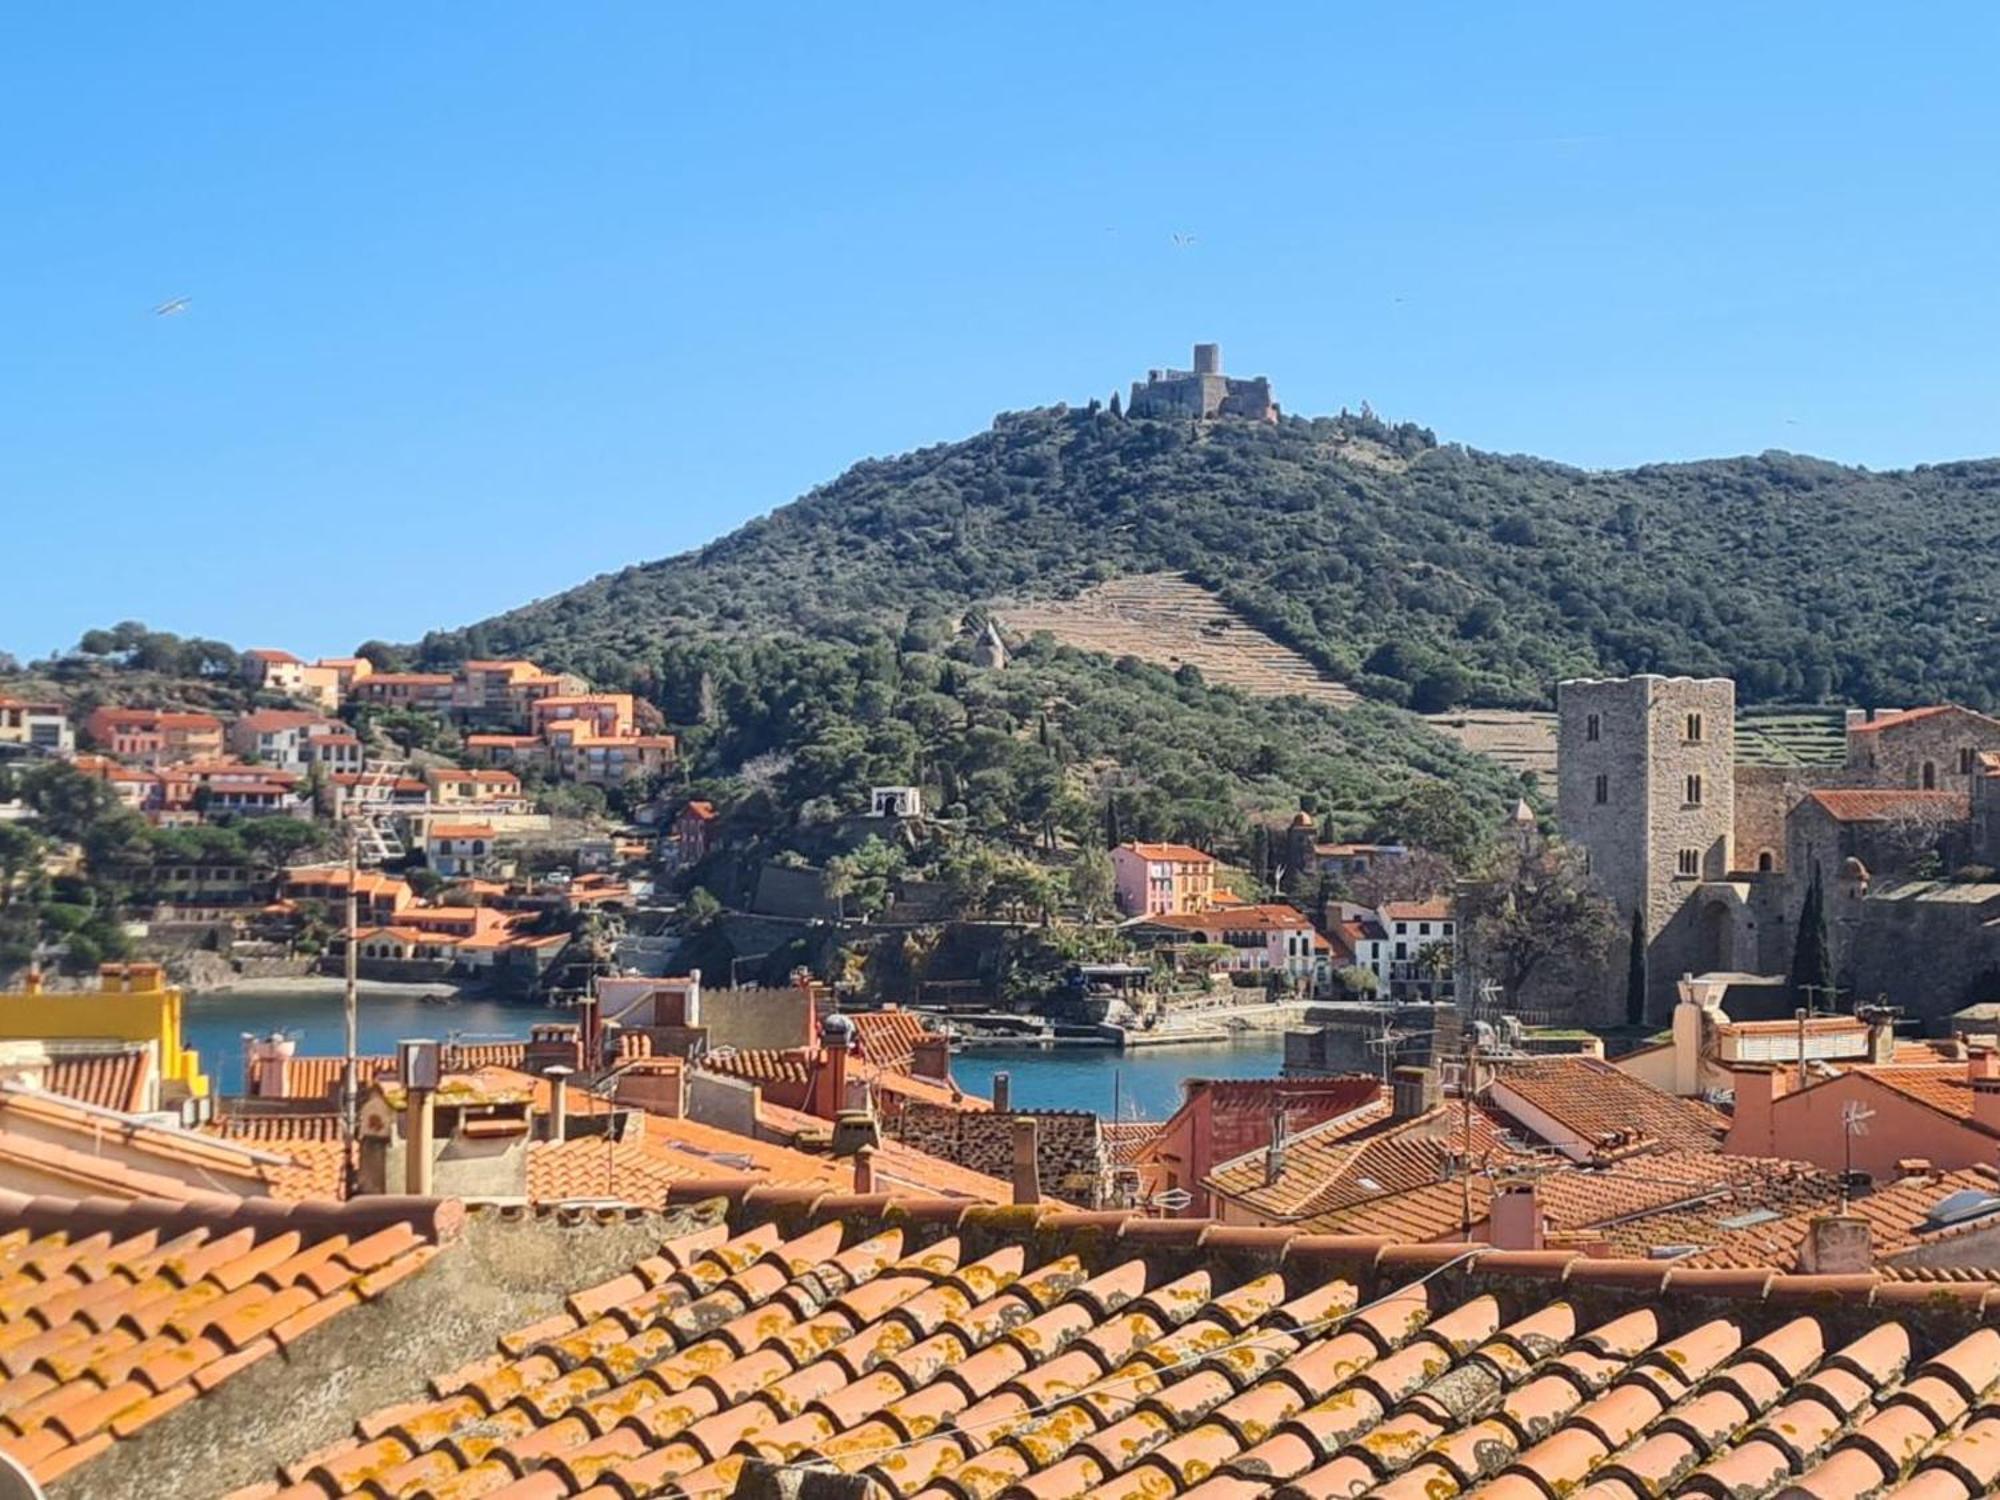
<box><xmin>432</xmin><ymin>403</ymin><xmax>2000</xmax><ymax>714</ymax></box>
<box><xmin>390</xmin><ymin>399</ymin><xmax>2000</xmax><ymax>857</ymax></box>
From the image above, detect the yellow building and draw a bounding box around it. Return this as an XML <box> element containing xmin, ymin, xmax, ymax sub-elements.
<box><xmin>0</xmin><ymin>963</ymin><xmax>209</xmax><ymax>1101</ymax></box>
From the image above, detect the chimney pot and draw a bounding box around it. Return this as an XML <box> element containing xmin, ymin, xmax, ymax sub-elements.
<box><xmin>544</xmin><ymin>1065</ymin><xmax>574</xmax><ymax>1142</ymax></box>
<box><xmin>853</xmin><ymin>1145</ymin><xmax>876</xmax><ymax>1195</ymax></box>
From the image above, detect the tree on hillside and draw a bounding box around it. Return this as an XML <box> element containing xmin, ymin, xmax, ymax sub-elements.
<box><xmin>1374</xmin><ymin>782</ymin><xmax>1485</xmax><ymax>869</ymax></box>
<box><xmin>1789</xmin><ymin>863</ymin><xmax>1833</xmax><ymax>1006</ymax></box>
<box><xmin>1459</xmin><ymin>837</ymin><xmax>1617</xmax><ymax>1003</ymax></box>
<box><xmin>1625</xmin><ymin>908</ymin><xmax>1647</xmax><ymax>1028</ymax></box>
<box><xmin>1069</xmin><ymin>845</ymin><xmax>1115</xmax><ymax>920</ymax></box>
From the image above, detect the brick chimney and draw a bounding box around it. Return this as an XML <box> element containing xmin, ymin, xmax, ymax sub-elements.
<box><xmin>1490</xmin><ymin>1181</ymin><xmax>1544</xmax><ymax>1251</ymax></box>
<box><xmin>1797</xmin><ymin>1215</ymin><xmax>1872</xmax><ymax>1274</ymax></box>
<box><xmin>1971</xmin><ymin>1049</ymin><xmax>2000</xmax><ymax>1082</ymax></box>
<box><xmin>814</xmin><ymin>1014</ymin><xmax>855</xmax><ymax>1119</ymax></box>
<box><xmin>244</xmin><ymin>1033</ymin><xmax>297</xmax><ymax>1100</ymax></box>
<box><xmin>1011</xmin><ymin>1117</ymin><xmax>1041</xmax><ymax>1206</ymax></box>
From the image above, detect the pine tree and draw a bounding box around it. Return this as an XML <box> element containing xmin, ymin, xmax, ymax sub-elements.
<box><xmin>1789</xmin><ymin>864</ymin><xmax>1833</xmax><ymax>1006</ymax></box>
<box><xmin>1625</xmin><ymin>908</ymin><xmax>1647</xmax><ymax>1028</ymax></box>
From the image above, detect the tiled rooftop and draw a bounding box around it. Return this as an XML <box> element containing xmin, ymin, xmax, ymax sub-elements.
<box><xmin>1488</xmin><ymin>1056</ymin><xmax>1730</xmax><ymax>1157</ymax></box>
<box><xmin>219</xmin><ymin>1184</ymin><xmax>2000</xmax><ymax>1500</ymax></box>
<box><xmin>0</xmin><ymin>1190</ymin><xmax>454</xmax><ymax>1489</ymax></box>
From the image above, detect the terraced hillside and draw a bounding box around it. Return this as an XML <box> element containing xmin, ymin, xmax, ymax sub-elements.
<box><xmin>1736</xmin><ymin>708</ymin><xmax>1847</xmax><ymax>767</ymax></box>
<box><xmin>996</xmin><ymin>574</ymin><xmax>1361</xmax><ymax>707</ymax></box>
<box><xmin>1423</xmin><ymin>709</ymin><xmax>1559</xmax><ymax>782</ymax></box>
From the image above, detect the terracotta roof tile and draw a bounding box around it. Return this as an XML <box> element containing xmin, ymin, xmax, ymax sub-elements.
<box><xmin>1488</xmin><ymin>1055</ymin><xmax>1730</xmax><ymax>1156</ymax></box>
<box><xmin>1805</xmin><ymin>788</ymin><xmax>1972</xmax><ymax>822</ymax></box>
<box><xmin>0</xmin><ymin>1191</ymin><xmax>455</xmax><ymax>1486</ymax></box>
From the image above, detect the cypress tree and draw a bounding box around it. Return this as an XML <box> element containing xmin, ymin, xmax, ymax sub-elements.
<box><xmin>1789</xmin><ymin>863</ymin><xmax>1832</xmax><ymax>1006</ymax></box>
<box><xmin>1108</xmin><ymin>390</ymin><xmax>1123</xmax><ymax>418</ymax></box>
<box><xmin>1625</xmin><ymin>907</ymin><xmax>1647</xmax><ymax>1028</ymax></box>
<box><xmin>1104</xmin><ymin>796</ymin><xmax>1122</xmax><ymax>849</ymax></box>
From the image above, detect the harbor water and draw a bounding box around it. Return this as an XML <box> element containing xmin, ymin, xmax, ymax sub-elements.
<box><xmin>187</xmin><ymin>987</ymin><xmax>1287</xmax><ymax>1117</ymax></box>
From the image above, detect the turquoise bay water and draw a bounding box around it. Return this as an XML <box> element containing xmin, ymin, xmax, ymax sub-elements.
<box><xmin>187</xmin><ymin>988</ymin><xmax>1286</xmax><ymax>1116</ymax></box>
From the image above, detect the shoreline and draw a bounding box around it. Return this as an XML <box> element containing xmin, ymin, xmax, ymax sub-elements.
<box><xmin>190</xmin><ymin>975</ymin><xmax>483</xmax><ymax>999</ymax></box>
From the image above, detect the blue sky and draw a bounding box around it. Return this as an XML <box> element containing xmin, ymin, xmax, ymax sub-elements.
<box><xmin>5</xmin><ymin>4</ymin><xmax>1999</xmax><ymax>659</ymax></box>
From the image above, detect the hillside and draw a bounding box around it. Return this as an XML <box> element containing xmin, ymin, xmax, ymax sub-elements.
<box><xmin>431</xmin><ymin>403</ymin><xmax>2000</xmax><ymax>714</ymax></box>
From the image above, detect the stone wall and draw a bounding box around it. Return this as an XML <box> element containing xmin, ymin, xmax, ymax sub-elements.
<box><xmin>1847</xmin><ymin>707</ymin><xmax>2000</xmax><ymax>795</ymax></box>
<box><xmin>1733</xmin><ymin>766</ymin><xmax>1849</xmax><ymax>874</ymax></box>
<box><xmin>885</xmin><ymin>1102</ymin><xmax>1107</xmax><ymax>1206</ymax></box>
<box><xmin>1847</xmin><ymin>883</ymin><xmax>2000</xmax><ymax>1023</ymax></box>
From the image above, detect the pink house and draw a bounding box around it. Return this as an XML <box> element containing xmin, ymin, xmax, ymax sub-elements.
<box><xmin>1729</xmin><ymin>1055</ymin><xmax>2000</xmax><ymax>1181</ymax></box>
<box><xmin>1110</xmin><ymin>841</ymin><xmax>1217</xmax><ymax>916</ymax></box>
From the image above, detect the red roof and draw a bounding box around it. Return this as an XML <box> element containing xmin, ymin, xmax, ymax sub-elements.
<box><xmin>1117</xmin><ymin>841</ymin><xmax>1216</xmax><ymax>864</ymax></box>
<box><xmin>1144</xmin><ymin>903</ymin><xmax>1314</xmax><ymax>934</ymax></box>
<box><xmin>43</xmin><ymin>1050</ymin><xmax>151</xmax><ymax>1113</ymax></box>
<box><xmin>1848</xmin><ymin>704</ymin><xmax>1995</xmax><ymax>734</ymax></box>
<box><xmin>1490</xmin><ymin>1055</ymin><xmax>1730</xmax><ymax>1155</ymax></box>
<box><xmin>1805</xmin><ymin>789</ymin><xmax>1970</xmax><ymax>823</ymax></box>
<box><xmin>1379</xmin><ymin>898</ymin><xmax>1453</xmax><ymax>922</ymax></box>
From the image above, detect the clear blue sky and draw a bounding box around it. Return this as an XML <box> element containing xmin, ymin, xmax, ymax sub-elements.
<box><xmin>6</xmin><ymin>4</ymin><xmax>1998</xmax><ymax>660</ymax></box>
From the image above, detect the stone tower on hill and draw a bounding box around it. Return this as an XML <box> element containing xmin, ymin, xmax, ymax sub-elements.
<box><xmin>1558</xmin><ymin>674</ymin><xmax>1738</xmax><ymax>1021</ymax></box>
<box><xmin>1128</xmin><ymin>343</ymin><xmax>1279</xmax><ymax>423</ymax></box>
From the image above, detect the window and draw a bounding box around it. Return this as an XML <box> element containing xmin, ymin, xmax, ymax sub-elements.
<box><xmin>1676</xmin><ymin>848</ymin><xmax>1700</xmax><ymax>877</ymax></box>
<box><xmin>1961</xmin><ymin>748</ymin><xmax>1977</xmax><ymax>775</ymax></box>
<box><xmin>1685</xmin><ymin>773</ymin><xmax>1703</xmax><ymax>806</ymax></box>
<box><xmin>1923</xmin><ymin>761</ymin><xmax>1938</xmax><ymax>791</ymax></box>
<box><xmin>1757</xmin><ymin>850</ymin><xmax>1775</xmax><ymax>873</ymax></box>
<box><xmin>1686</xmin><ymin>712</ymin><xmax>1704</xmax><ymax>742</ymax></box>
<box><xmin>1442</xmin><ymin>922</ymin><xmax>1454</xmax><ymax>936</ymax></box>
<box><xmin>1586</xmin><ymin>713</ymin><xmax>1601</xmax><ymax>743</ymax></box>
<box><xmin>1394</xmin><ymin>942</ymin><xmax>1408</xmax><ymax>960</ymax></box>
<box><xmin>1394</xmin><ymin>922</ymin><xmax>1407</xmax><ymax>936</ymax></box>
<box><xmin>1418</xmin><ymin>922</ymin><xmax>1432</xmax><ymax>936</ymax></box>
<box><xmin>1594</xmin><ymin>773</ymin><xmax>1609</xmax><ymax>805</ymax></box>
<box><xmin>1582</xmin><ymin>849</ymin><xmax>1593</xmax><ymax>875</ymax></box>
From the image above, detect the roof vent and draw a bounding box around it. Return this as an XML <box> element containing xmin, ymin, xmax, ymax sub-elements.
<box><xmin>1715</xmin><ymin>1207</ymin><xmax>1781</xmax><ymax>1231</ymax></box>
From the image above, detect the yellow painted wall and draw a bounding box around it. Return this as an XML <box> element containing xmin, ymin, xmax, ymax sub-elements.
<box><xmin>0</xmin><ymin>965</ymin><xmax>209</xmax><ymax>1098</ymax></box>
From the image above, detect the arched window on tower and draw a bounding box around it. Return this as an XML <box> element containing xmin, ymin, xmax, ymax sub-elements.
<box><xmin>1923</xmin><ymin>761</ymin><xmax>1938</xmax><ymax>791</ymax></box>
<box><xmin>1757</xmin><ymin>850</ymin><xmax>1775</xmax><ymax>873</ymax></box>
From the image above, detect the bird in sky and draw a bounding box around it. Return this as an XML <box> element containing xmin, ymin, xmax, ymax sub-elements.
<box><xmin>153</xmin><ymin>296</ymin><xmax>191</xmax><ymax>316</ymax></box>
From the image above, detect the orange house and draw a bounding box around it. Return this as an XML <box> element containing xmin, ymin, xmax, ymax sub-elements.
<box><xmin>1729</xmin><ymin>1055</ymin><xmax>2000</xmax><ymax>1181</ymax></box>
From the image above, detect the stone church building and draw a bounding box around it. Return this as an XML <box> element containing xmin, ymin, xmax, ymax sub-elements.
<box><xmin>1556</xmin><ymin>676</ymin><xmax>2000</xmax><ymax>1026</ymax></box>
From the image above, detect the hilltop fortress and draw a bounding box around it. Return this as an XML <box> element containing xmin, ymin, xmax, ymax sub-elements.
<box><xmin>1128</xmin><ymin>343</ymin><xmax>1279</xmax><ymax>423</ymax></box>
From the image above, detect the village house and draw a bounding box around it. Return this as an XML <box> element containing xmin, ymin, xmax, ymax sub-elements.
<box><xmin>0</xmin><ymin>695</ymin><xmax>71</xmax><ymax>756</ymax></box>
<box><xmin>1727</xmin><ymin>1049</ymin><xmax>2000</xmax><ymax>1180</ymax></box>
<box><xmin>1378</xmin><ymin>896</ymin><xmax>1457</xmax><ymax>999</ymax></box>
<box><xmin>81</xmin><ymin>706</ymin><xmax>225</xmax><ymax>767</ymax></box>
<box><xmin>530</xmin><ymin>692</ymin><xmax>637</xmax><ymax>739</ymax></box>
<box><xmin>425</xmin><ymin>822</ymin><xmax>497</xmax><ymax>877</ymax></box>
<box><xmin>667</xmin><ymin>798</ymin><xmax>718</xmax><ymax>867</ymax></box>
<box><xmin>424</xmin><ymin>764</ymin><xmax>527</xmax><ymax>810</ymax></box>
<box><xmin>227</xmin><ymin>708</ymin><xmax>362</xmax><ymax>775</ymax></box>
<box><xmin>349</xmin><ymin>671</ymin><xmax>457</xmax><ymax>712</ymax></box>
<box><xmin>239</xmin><ymin>648</ymin><xmax>353</xmax><ymax>711</ymax></box>
<box><xmin>1130</xmin><ymin>902</ymin><xmax>1332</xmax><ymax>990</ymax></box>
<box><xmin>463</xmin><ymin>731</ymin><xmax>546</xmax><ymax>770</ymax></box>
<box><xmin>1110</xmin><ymin>839</ymin><xmax>1218</xmax><ymax>916</ymax></box>
<box><xmin>548</xmin><ymin>726</ymin><xmax>678</xmax><ymax>786</ymax></box>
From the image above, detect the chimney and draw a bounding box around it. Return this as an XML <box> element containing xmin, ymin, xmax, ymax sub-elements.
<box><xmin>544</xmin><ymin>1065</ymin><xmax>574</xmax><ymax>1142</ymax></box>
<box><xmin>1011</xmin><ymin>1116</ymin><xmax>1042</xmax><ymax>1206</ymax></box>
<box><xmin>399</xmin><ymin>1039</ymin><xmax>441</xmax><ymax>1197</ymax></box>
<box><xmin>1726</xmin><ymin>1066</ymin><xmax>1788</xmax><ymax>1156</ymax></box>
<box><xmin>244</xmin><ymin>1033</ymin><xmax>297</xmax><ymax>1099</ymax></box>
<box><xmin>1490</xmin><ymin>1181</ymin><xmax>1544</xmax><ymax>1251</ymax></box>
<box><xmin>1971</xmin><ymin>1050</ymin><xmax>2000</xmax><ymax>1082</ymax></box>
<box><xmin>911</xmin><ymin>1034</ymin><xmax>952</xmax><ymax>1083</ymax></box>
<box><xmin>991</xmin><ymin>1071</ymin><xmax>1012</xmax><ymax>1113</ymax></box>
<box><xmin>830</xmin><ymin>1109</ymin><xmax>881</xmax><ymax>1156</ymax></box>
<box><xmin>1974</xmin><ymin>1079</ymin><xmax>2000</xmax><ymax>1135</ymax></box>
<box><xmin>852</xmin><ymin>1144</ymin><xmax>876</xmax><ymax>1194</ymax></box>
<box><xmin>1896</xmin><ymin>1157</ymin><xmax>1934</xmax><ymax>1180</ymax></box>
<box><xmin>1797</xmin><ymin>1215</ymin><xmax>1872</xmax><ymax>1274</ymax></box>
<box><xmin>1866</xmin><ymin>1011</ymin><xmax>1898</xmax><ymax>1066</ymax></box>
<box><xmin>816</xmin><ymin>1013</ymin><xmax>855</xmax><ymax>1119</ymax></box>
<box><xmin>1391</xmin><ymin>1066</ymin><xmax>1437</xmax><ymax>1121</ymax></box>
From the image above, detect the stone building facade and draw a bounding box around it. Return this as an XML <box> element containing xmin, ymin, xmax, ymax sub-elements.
<box><xmin>1128</xmin><ymin>343</ymin><xmax>1279</xmax><ymax>423</ymax></box>
<box><xmin>1557</xmin><ymin>680</ymin><xmax>2000</xmax><ymax>1027</ymax></box>
<box><xmin>1557</xmin><ymin>675</ymin><xmax>1739</xmax><ymax>1019</ymax></box>
<box><xmin>1845</xmin><ymin>705</ymin><xmax>2000</xmax><ymax>795</ymax></box>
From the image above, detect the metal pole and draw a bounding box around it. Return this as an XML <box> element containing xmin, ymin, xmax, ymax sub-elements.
<box><xmin>341</xmin><ymin>828</ymin><xmax>359</xmax><ymax>1198</ymax></box>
